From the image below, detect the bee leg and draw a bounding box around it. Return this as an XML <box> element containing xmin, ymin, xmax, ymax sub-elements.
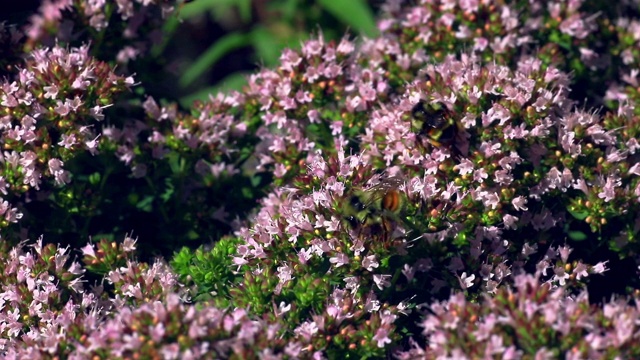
<box><xmin>358</xmin><ymin>213</ymin><xmax>370</xmax><ymax>239</ymax></box>
<box><xmin>416</xmin><ymin>135</ymin><xmax>432</xmax><ymax>154</ymax></box>
<box><xmin>425</xmin><ymin>138</ymin><xmax>443</xmax><ymax>148</ymax></box>
<box><xmin>382</xmin><ymin>217</ymin><xmax>392</xmax><ymax>240</ymax></box>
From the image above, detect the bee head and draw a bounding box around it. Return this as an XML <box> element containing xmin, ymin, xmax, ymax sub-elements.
<box><xmin>411</xmin><ymin>101</ymin><xmax>449</xmax><ymax>130</ymax></box>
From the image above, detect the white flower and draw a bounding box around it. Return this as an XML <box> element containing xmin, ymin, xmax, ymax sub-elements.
<box><xmin>460</xmin><ymin>272</ymin><xmax>476</xmax><ymax>289</ymax></box>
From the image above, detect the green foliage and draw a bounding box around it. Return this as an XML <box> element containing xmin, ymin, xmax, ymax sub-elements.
<box><xmin>171</xmin><ymin>236</ymin><xmax>242</xmax><ymax>303</ymax></box>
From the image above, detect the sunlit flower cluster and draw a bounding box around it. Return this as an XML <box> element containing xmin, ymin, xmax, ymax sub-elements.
<box><xmin>0</xmin><ymin>44</ymin><xmax>132</xmax><ymax>230</ymax></box>
<box><xmin>25</xmin><ymin>0</ymin><xmax>179</xmax><ymax>64</ymax></box>
<box><xmin>396</xmin><ymin>272</ymin><xmax>640</xmax><ymax>360</ymax></box>
<box><xmin>2</xmin><ymin>0</ymin><xmax>640</xmax><ymax>358</ymax></box>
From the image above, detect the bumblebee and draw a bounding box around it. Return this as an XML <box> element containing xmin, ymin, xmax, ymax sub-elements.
<box><xmin>410</xmin><ymin>101</ymin><xmax>456</xmax><ymax>149</ymax></box>
<box><xmin>343</xmin><ymin>177</ymin><xmax>407</xmax><ymax>237</ymax></box>
<box><xmin>342</xmin><ymin>175</ymin><xmax>456</xmax><ymax>241</ymax></box>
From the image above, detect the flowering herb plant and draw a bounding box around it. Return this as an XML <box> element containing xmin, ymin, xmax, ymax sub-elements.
<box><xmin>1</xmin><ymin>0</ymin><xmax>640</xmax><ymax>358</ymax></box>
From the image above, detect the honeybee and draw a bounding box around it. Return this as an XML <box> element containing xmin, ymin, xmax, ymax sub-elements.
<box><xmin>343</xmin><ymin>176</ymin><xmax>407</xmax><ymax>238</ymax></box>
<box><xmin>410</xmin><ymin>100</ymin><xmax>457</xmax><ymax>149</ymax></box>
<box><xmin>341</xmin><ymin>175</ymin><xmax>456</xmax><ymax>242</ymax></box>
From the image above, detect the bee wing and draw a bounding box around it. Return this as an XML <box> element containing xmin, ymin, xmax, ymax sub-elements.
<box><xmin>355</xmin><ymin>189</ymin><xmax>382</xmax><ymax>209</ymax></box>
<box><xmin>359</xmin><ymin>176</ymin><xmax>405</xmax><ymax>208</ymax></box>
<box><xmin>366</xmin><ymin>176</ymin><xmax>405</xmax><ymax>191</ymax></box>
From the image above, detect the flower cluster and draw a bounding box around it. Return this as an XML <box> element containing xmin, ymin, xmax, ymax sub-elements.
<box><xmin>214</xmin><ymin>140</ymin><xmax>614</xmax><ymax>354</ymax></box>
<box><xmin>1</xmin><ymin>0</ymin><xmax>640</xmax><ymax>358</ymax></box>
<box><xmin>0</xmin><ymin>237</ymin><xmax>297</xmax><ymax>359</ymax></box>
<box><xmin>25</xmin><ymin>0</ymin><xmax>180</xmax><ymax>65</ymax></box>
<box><xmin>606</xmin><ymin>14</ymin><xmax>640</xmax><ymax>113</ymax></box>
<box><xmin>77</xmin><ymin>0</ymin><xmax>639</xmax><ymax>260</ymax></box>
<box><xmin>396</xmin><ymin>273</ymin><xmax>640</xmax><ymax>359</ymax></box>
<box><xmin>186</xmin><ymin>0</ymin><xmax>640</xmax><ymax>356</ymax></box>
<box><xmin>379</xmin><ymin>0</ymin><xmax>616</xmax><ymax>104</ymax></box>
<box><xmin>0</xmin><ymin>237</ymin><xmax>90</xmax><ymax>353</ymax></box>
<box><xmin>0</xmin><ymin>44</ymin><xmax>132</xmax><ymax>232</ymax></box>
<box><xmin>63</xmin><ymin>297</ymin><xmax>292</xmax><ymax>360</ymax></box>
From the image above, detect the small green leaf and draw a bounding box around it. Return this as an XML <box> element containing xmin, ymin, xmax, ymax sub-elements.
<box><xmin>186</xmin><ymin>230</ymin><xmax>200</xmax><ymax>240</ymax></box>
<box><xmin>549</xmin><ymin>30</ymin><xmax>571</xmax><ymax>50</ymax></box>
<box><xmin>567</xmin><ymin>207</ymin><xmax>589</xmax><ymax>220</ymax></box>
<box><xmin>242</xmin><ymin>187</ymin><xmax>253</xmax><ymax>199</ymax></box>
<box><xmin>250</xmin><ymin>175</ymin><xmax>261</xmax><ymax>187</ymax></box>
<box><xmin>167</xmin><ymin>153</ymin><xmax>186</xmax><ymax>174</ymax></box>
<box><xmin>568</xmin><ymin>230</ymin><xmax>588</xmax><ymax>241</ymax></box>
<box><xmin>137</xmin><ymin>195</ymin><xmax>155</xmax><ymax>212</ymax></box>
<box><xmin>160</xmin><ymin>179</ymin><xmax>175</xmax><ymax>202</ymax></box>
<box><xmin>88</xmin><ymin>172</ymin><xmax>101</xmax><ymax>185</ymax></box>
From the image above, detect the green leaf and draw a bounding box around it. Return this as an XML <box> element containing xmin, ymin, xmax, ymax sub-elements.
<box><xmin>180</xmin><ymin>32</ymin><xmax>251</xmax><ymax>87</ymax></box>
<box><xmin>186</xmin><ymin>229</ymin><xmax>200</xmax><ymax>240</ymax></box>
<box><xmin>160</xmin><ymin>178</ymin><xmax>175</xmax><ymax>202</ymax></box>
<box><xmin>567</xmin><ymin>207</ymin><xmax>589</xmax><ymax>220</ymax></box>
<box><xmin>250</xmin><ymin>175</ymin><xmax>261</xmax><ymax>187</ymax></box>
<box><xmin>242</xmin><ymin>187</ymin><xmax>253</xmax><ymax>199</ymax></box>
<box><xmin>568</xmin><ymin>230</ymin><xmax>588</xmax><ymax>241</ymax></box>
<box><xmin>317</xmin><ymin>0</ymin><xmax>377</xmax><ymax>37</ymax></box>
<box><xmin>549</xmin><ymin>30</ymin><xmax>571</xmax><ymax>50</ymax></box>
<box><xmin>170</xmin><ymin>247</ymin><xmax>194</xmax><ymax>273</ymax></box>
<box><xmin>167</xmin><ymin>153</ymin><xmax>186</xmax><ymax>174</ymax></box>
<box><xmin>570</xmin><ymin>58</ymin><xmax>586</xmax><ymax>76</ymax></box>
<box><xmin>88</xmin><ymin>172</ymin><xmax>101</xmax><ymax>186</ymax></box>
<box><xmin>237</xmin><ymin>146</ymin><xmax>254</xmax><ymax>164</ymax></box>
<box><xmin>137</xmin><ymin>195</ymin><xmax>155</xmax><ymax>212</ymax></box>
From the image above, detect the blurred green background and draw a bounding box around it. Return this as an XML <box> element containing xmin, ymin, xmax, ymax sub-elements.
<box><xmin>154</xmin><ymin>0</ymin><xmax>380</xmax><ymax>107</ymax></box>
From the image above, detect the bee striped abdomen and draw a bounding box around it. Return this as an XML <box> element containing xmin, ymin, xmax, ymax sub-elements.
<box><xmin>382</xmin><ymin>190</ymin><xmax>401</xmax><ymax>212</ymax></box>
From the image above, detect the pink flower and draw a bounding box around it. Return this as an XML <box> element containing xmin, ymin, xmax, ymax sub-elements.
<box><xmin>459</xmin><ymin>272</ymin><xmax>475</xmax><ymax>289</ymax></box>
<box><xmin>373</xmin><ymin>274</ymin><xmax>391</xmax><ymax>290</ymax></box>
<box><xmin>362</xmin><ymin>255</ymin><xmax>379</xmax><ymax>271</ymax></box>
<box><xmin>329</xmin><ymin>253</ymin><xmax>349</xmax><ymax>268</ymax></box>
<box><xmin>373</xmin><ymin>328</ymin><xmax>392</xmax><ymax>348</ymax></box>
